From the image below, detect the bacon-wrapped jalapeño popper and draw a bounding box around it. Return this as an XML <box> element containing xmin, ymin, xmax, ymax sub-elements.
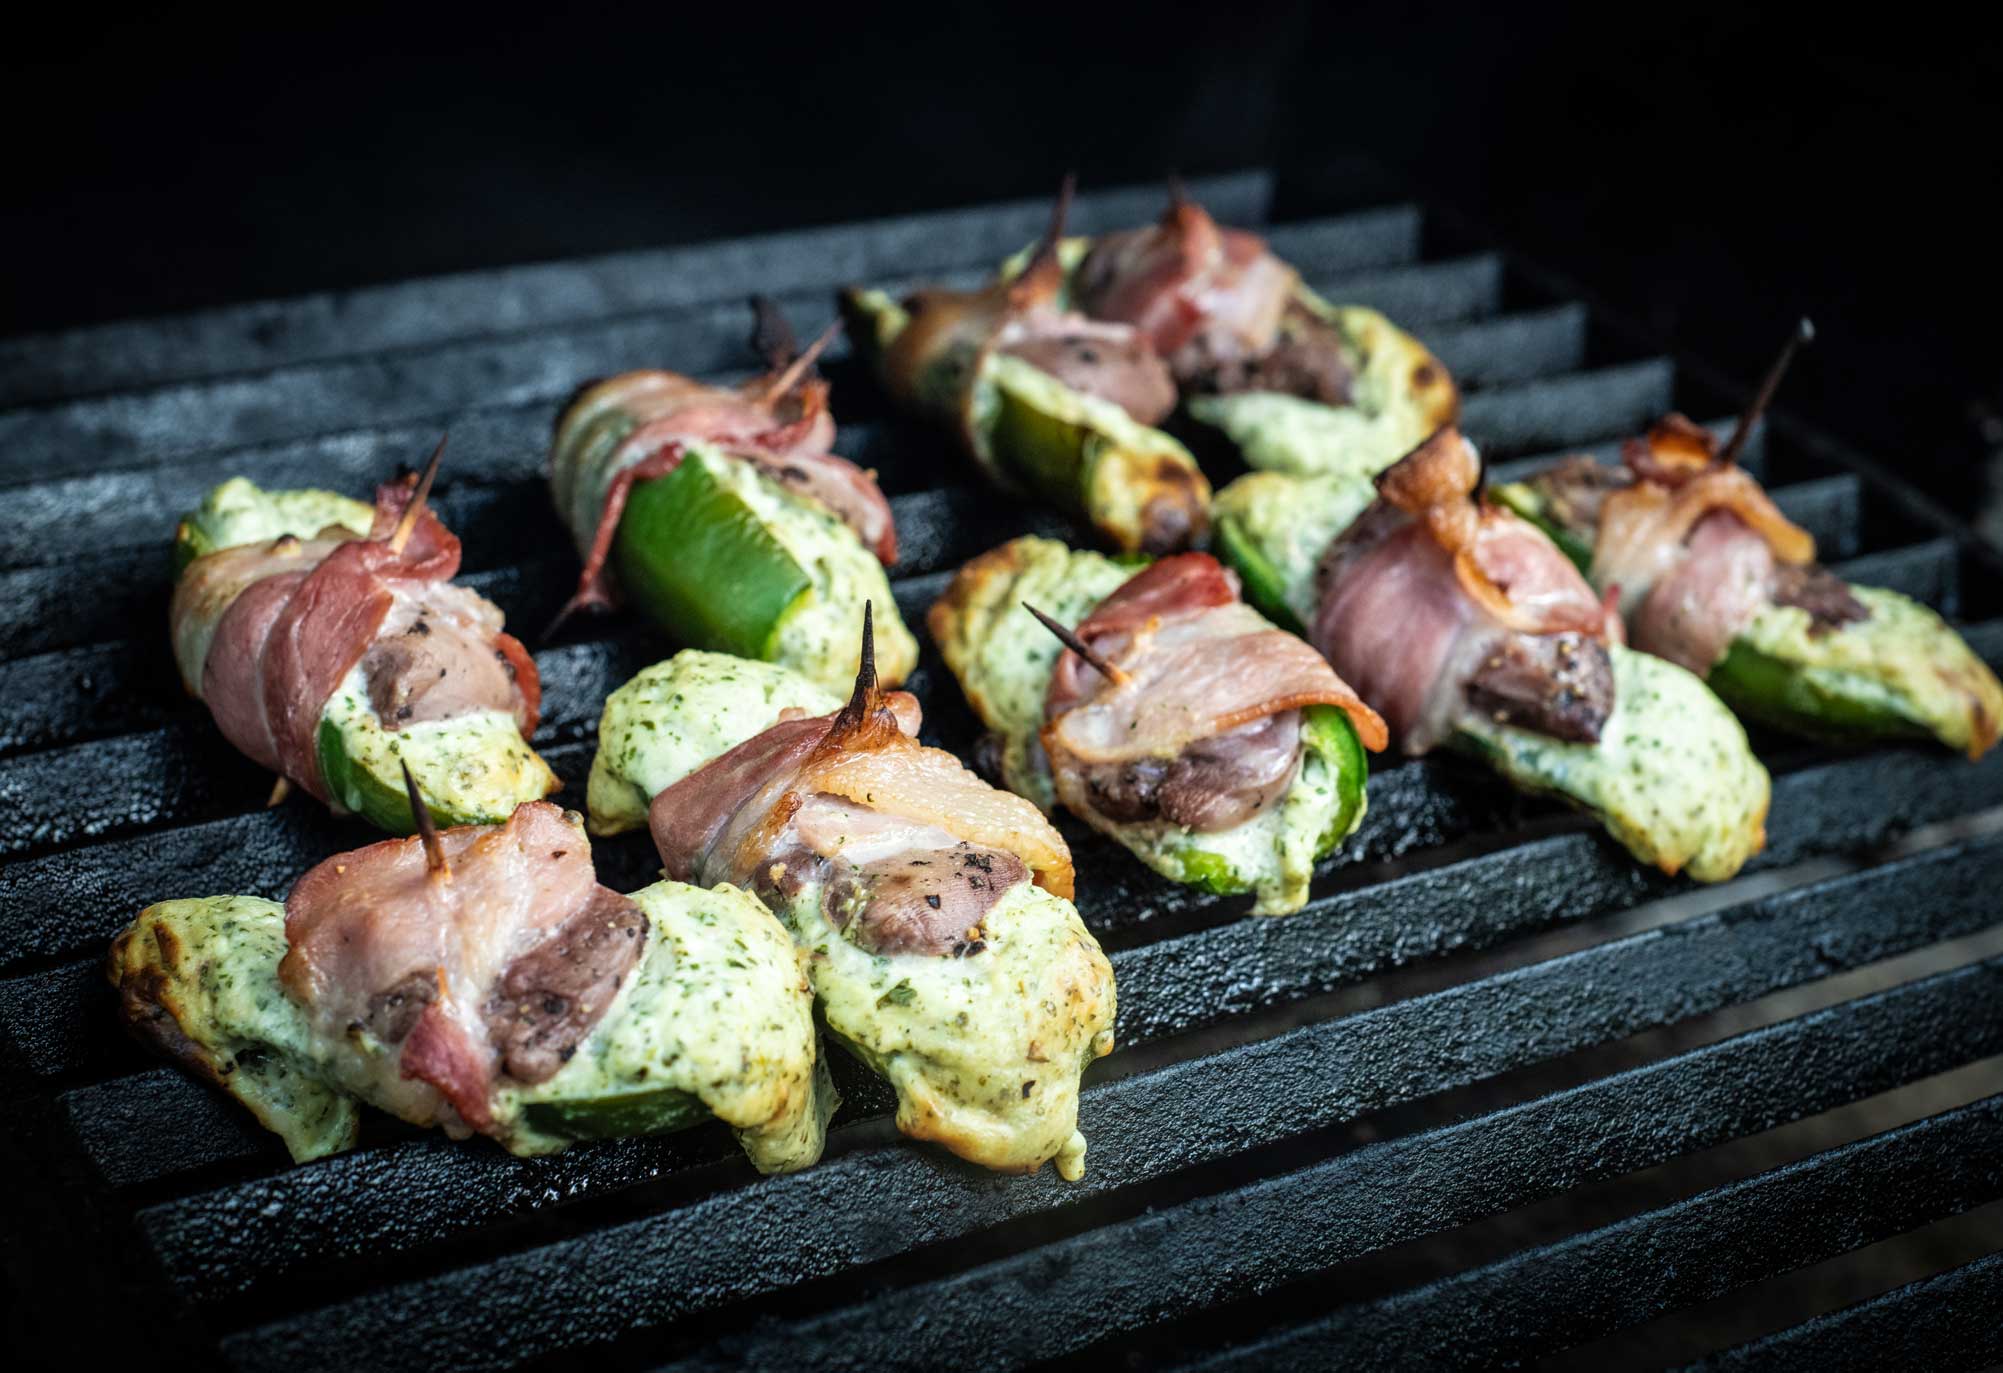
<box><xmin>1493</xmin><ymin>325</ymin><xmax>2002</xmax><ymax>757</ymax></box>
<box><xmin>587</xmin><ymin>610</ymin><xmax>1117</xmax><ymax>1180</ymax></box>
<box><xmin>1214</xmin><ymin>427</ymin><xmax>1772</xmax><ymax>882</ymax></box>
<box><xmin>169</xmin><ymin>448</ymin><xmax>559</xmax><ymax>832</ymax></box>
<box><xmin>1008</xmin><ymin>181</ymin><xmax>1459</xmax><ymax>481</ymax></box>
<box><xmin>109</xmin><ymin>778</ymin><xmax>831</xmax><ymax>1172</ymax></box>
<box><xmin>840</xmin><ymin>182</ymin><xmax>1212</xmax><ymax>555</ymax></box>
<box><xmin>926</xmin><ymin>541</ymin><xmax>1383</xmax><ymax>915</ymax></box>
<box><xmin>549</xmin><ymin>303</ymin><xmax>918</xmax><ymax>694</ymax></box>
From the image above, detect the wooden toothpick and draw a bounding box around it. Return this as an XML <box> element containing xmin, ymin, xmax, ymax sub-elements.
<box><xmin>1718</xmin><ymin>317</ymin><xmax>1815</xmax><ymax>469</ymax></box>
<box><xmin>388</xmin><ymin>434</ymin><xmax>448</xmax><ymax>555</ymax></box>
<box><xmin>753</xmin><ymin>318</ymin><xmax>842</xmax><ymax>405</ymax></box>
<box><xmin>1023</xmin><ymin>602</ymin><xmax>1131</xmax><ymax>685</ymax></box>
<box><xmin>402</xmin><ymin>761</ymin><xmax>450</xmax><ymax>881</ymax></box>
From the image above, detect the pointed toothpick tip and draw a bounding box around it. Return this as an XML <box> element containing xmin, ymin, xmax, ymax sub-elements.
<box><xmin>856</xmin><ymin>599</ymin><xmax>877</xmax><ymax>694</ymax></box>
<box><xmin>266</xmin><ymin>776</ymin><xmax>292</xmax><ymax>808</ymax></box>
<box><xmin>1039</xmin><ymin>173</ymin><xmax>1076</xmax><ymax>257</ymax></box>
<box><xmin>1717</xmin><ymin>318</ymin><xmax>1816</xmax><ymax>469</ymax></box>
<box><xmin>388</xmin><ymin>434</ymin><xmax>448</xmax><ymax>554</ymax></box>
<box><xmin>830</xmin><ymin>602</ymin><xmax>880</xmax><ymax>736</ymax></box>
<box><xmin>402</xmin><ymin>761</ymin><xmax>450</xmax><ymax>880</ymax></box>
<box><xmin>756</xmin><ymin>316</ymin><xmax>843</xmax><ymax>404</ymax></box>
<box><xmin>1023</xmin><ymin>601</ymin><xmax>1131</xmax><ymax>685</ymax></box>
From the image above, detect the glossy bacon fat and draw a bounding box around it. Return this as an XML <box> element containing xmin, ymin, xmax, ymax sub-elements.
<box><xmin>280</xmin><ymin>802</ymin><xmax>646</xmax><ymax>1136</ymax></box>
<box><xmin>1071</xmin><ymin>187</ymin><xmax>1352</xmax><ymax>404</ymax></box>
<box><xmin>1314</xmin><ymin>427</ymin><xmax>1619</xmax><ymax>753</ymax></box>
<box><xmin>1042</xmin><ymin>553</ymin><xmax>1385</xmax><ymax>832</ymax></box>
<box><xmin>172</xmin><ymin>477</ymin><xmax>541</xmax><ymax>803</ymax></box>
<box><xmin>650</xmin><ymin>609</ymin><xmax>1073</xmax><ymax>955</ymax></box>
<box><xmin>1590</xmin><ymin>414</ymin><xmax>1858</xmax><ymax>674</ymax></box>
<box><xmin>881</xmin><ymin>177</ymin><xmax>1178</xmax><ymax>431</ymax></box>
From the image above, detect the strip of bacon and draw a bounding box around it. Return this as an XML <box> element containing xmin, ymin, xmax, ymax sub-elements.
<box><xmin>650</xmin><ymin>615</ymin><xmax>1074</xmax><ymax>921</ymax></box>
<box><xmin>1037</xmin><ymin>552</ymin><xmax>1383</xmax><ymax>835</ymax></box>
<box><xmin>181</xmin><ymin>477</ymin><xmax>540</xmax><ymax>801</ymax></box>
<box><xmin>550</xmin><ymin>362</ymin><xmax>897</xmax><ymax>630</ymax></box>
<box><xmin>1045</xmin><ymin>552</ymin><xmax>1387</xmax><ymax>764</ymax></box>
<box><xmin>280</xmin><ymin>801</ymin><xmax>647</xmax><ymax>1138</ymax></box>
<box><xmin>1314</xmin><ymin>428</ymin><xmax>1617</xmax><ymax>753</ymax></box>
<box><xmin>1589</xmin><ymin>413</ymin><xmax>1828</xmax><ymax>673</ymax></box>
<box><xmin>879</xmin><ymin>176</ymin><xmax>1176</xmax><ymax>432</ymax></box>
<box><xmin>1071</xmin><ymin>191</ymin><xmax>1298</xmax><ymax>374</ymax></box>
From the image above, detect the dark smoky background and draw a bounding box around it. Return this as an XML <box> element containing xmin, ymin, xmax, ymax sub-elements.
<box><xmin>6</xmin><ymin>4</ymin><xmax>2001</xmax><ymax>531</ymax></box>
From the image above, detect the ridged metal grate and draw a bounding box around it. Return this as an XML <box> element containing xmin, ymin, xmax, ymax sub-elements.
<box><xmin>1</xmin><ymin>169</ymin><xmax>1998</xmax><ymax>1370</ymax></box>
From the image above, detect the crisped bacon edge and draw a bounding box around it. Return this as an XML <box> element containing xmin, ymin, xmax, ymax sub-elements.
<box><xmin>650</xmin><ymin>613</ymin><xmax>1075</xmax><ymax>902</ymax></box>
<box><xmin>1377</xmin><ymin>427</ymin><xmax>1610</xmax><ymax>639</ymax></box>
<box><xmin>199</xmin><ymin>474</ymin><xmax>541</xmax><ymax>800</ymax></box>
<box><xmin>279</xmin><ymin>801</ymin><xmax>633</xmax><ymax>1140</ymax></box>
<box><xmin>1595</xmin><ymin>415</ymin><xmax>1817</xmax><ymax>590</ymax></box>
<box><xmin>1046</xmin><ymin>553</ymin><xmax>1389</xmax><ymax>758</ymax></box>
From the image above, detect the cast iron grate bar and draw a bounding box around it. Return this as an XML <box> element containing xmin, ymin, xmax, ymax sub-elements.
<box><xmin>1682</xmin><ymin>1248</ymin><xmax>2003</xmax><ymax>1371</ymax></box>
<box><xmin>640</xmin><ymin>959</ymin><xmax>2003</xmax><ymax>1371</ymax></box>
<box><xmin>191</xmin><ymin>836</ymin><xmax>2003</xmax><ymax>1366</ymax></box>
<box><xmin>0</xmin><ymin>172</ymin><xmax>1280</xmax><ymax>408</ymax></box>
<box><xmin>7</xmin><ymin>701</ymin><xmax>1999</xmax><ymax>1094</ymax></box>
<box><xmin>1177</xmin><ymin>1096</ymin><xmax>2003</xmax><ymax>1371</ymax></box>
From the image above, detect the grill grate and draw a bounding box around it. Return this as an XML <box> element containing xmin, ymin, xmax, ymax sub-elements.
<box><xmin>2</xmin><ymin>169</ymin><xmax>1999</xmax><ymax>1370</ymax></box>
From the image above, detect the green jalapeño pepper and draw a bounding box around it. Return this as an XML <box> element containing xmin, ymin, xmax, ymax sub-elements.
<box><xmin>170</xmin><ymin>476</ymin><xmax>560</xmax><ymax>832</ymax></box>
<box><xmin>549</xmin><ymin>372</ymin><xmax>919</xmax><ymax>697</ymax></box>
<box><xmin>1496</xmin><ymin>446</ymin><xmax>2003</xmax><ymax>760</ymax></box>
<box><xmin>927</xmin><ymin>535</ymin><xmax>1376</xmax><ymax>915</ymax></box>
<box><xmin>840</xmin><ymin>285</ymin><xmax>1211</xmax><ymax>555</ymax></box>
<box><xmin>1213</xmin><ymin>466</ymin><xmax>1771</xmax><ymax>883</ymax></box>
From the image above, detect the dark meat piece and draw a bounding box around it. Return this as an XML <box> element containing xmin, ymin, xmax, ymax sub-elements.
<box><xmin>362</xmin><ymin>600</ymin><xmax>520</xmax><ymax>729</ymax></box>
<box><xmin>1081</xmin><ymin>755</ymin><xmax>1167</xmax><ymax>825</ymax></box>
<box><xmin>1463</xmin><ymin>632</ymin><xmax>1614</xmax><ymax>744</ymax></box>
<box><xmin>1175</xmin><ymin>304</ymin><xmax>1354</xmax><ymax>405</ymax></box>
<box><xmin>484</xmin><ymin>887</ymin><xmax>648</xmax><ymax>1083</ymax></box>
<box><xmin>1770</xmin><ymin>561</ymin><xmax>1869</xmax><ymax>634</ymax></box>
<box><xmin>824</xmin><ymin>842</ymin><xmax>1027</xmax><ymax>956</ymax></box>
<box><xmin>1139</xmin><ymin>489</ymin><xmax>1201</xmax><ymax>555</ymax></box>
<box><xmin>1002</xmin><ymin>329</ymin><xmax>1178</xmax><ymax>426</ymax></box>
<box><xmin>364</xmin><ymin>969</ymin><xmax>437</xmax><ymax>1044</ymax></box>
<box><xmin>1080</xmin><ymin>711</ymin><xmax>1305</xmax><ymax>833</ymax></box>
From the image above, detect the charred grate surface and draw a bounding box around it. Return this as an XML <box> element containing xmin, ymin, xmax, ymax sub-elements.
<box><xmin>1</xmin><ymin>168</ymin><xmax>1999</xmax><ymax>1370</ymax></box>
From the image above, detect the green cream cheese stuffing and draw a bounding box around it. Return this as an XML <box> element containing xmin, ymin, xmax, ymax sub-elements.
<box><xmin>1719</xmin><ymin>587</ymin><xmax>2003</xmax><ymax>755</ymax></box>
<box><xmin>1212</xmin><ymin>470</ymin><xmax>1377</xmax><ymax>630</ymax></box>
<box><xmin>173</xmin><ymin>477</ymin><xmax>374</xmax><ymax>577</ymax></box>
<box><xmin>588</xmin><ymin>650</ymin><xmax>842</xmax><ymax>836</ymax></box>
<box><xmin>934</xmin><ymin>537</ymin><xmax>1134</xmax><ymax>811</ymax></box>
<box><xmin>783</xmin><ymin>877</ymin><xmax>1115</xmax><ymax>1180</ymax></box>
<box><xmin>112</xmin><ymin>881</ymin><xmax>828</xmax><ymax>1173</ymax></box>
<box><xmin>110</xmin><ymin>897</ymin><xmax>361</xmax><ymax>1163</ymax></box>
<box><xmin>507</xmin><ymin>880</ymin><xmax>831</xmax><ymax>1172</ymax></box>
<box><xmin>933</xmin><ymin>536</ymin><xmax>1367</xmax><ymax>915</ymax></box>
<box><xmin>319</xmin><ymin>665</ymin><xmax>557</xmax><ymax>829</ymax></box>
<box><xmin>1458</xmin><ymin>644</ymin><xmax>1770</xmax><ymax>882</ymax></box>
